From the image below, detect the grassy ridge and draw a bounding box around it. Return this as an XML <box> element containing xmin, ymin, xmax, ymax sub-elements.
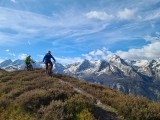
<box><xmin>54</xmin><ymin>74</ymin><xmax>160</xmax><ymax>120</ymax></box>
<box><xmin>0</xmin><ymin>69</ymin><xmax>160</xmax><ymax>120</ymax></box>
<box><xmin>0</xmin><ymin>69</ymin><xmax>117</xmax><ymax>120</ymax></box>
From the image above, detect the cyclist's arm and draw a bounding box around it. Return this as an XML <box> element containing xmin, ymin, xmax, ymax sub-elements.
<box><xmin>31</xmin><ymin>59</ymin><xmax>35</xmax><ymax>63</ymax></box>
<box><xmin>43</xmin><ymin>55</ymin><xmax>46</xmax><ymax>62</ymax></box>
<box><xmin>51</xmin><ymin>55</ymin><xmax>56</xmax><ymax>62</ymax></box>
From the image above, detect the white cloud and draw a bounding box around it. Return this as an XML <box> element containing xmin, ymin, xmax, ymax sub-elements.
<box><xmin>115</xmin><ymin>42</ymin><xmax>160</xmax><ymax>60</ymax></box>
<box><xmin>144</xmin><ymin>33</ymin><xmax>160</xmax><ymax>43</ymax></box>
<box><xmin>117</xmin><ymin>8</ymin><xmax>137</xmax><ymax>20</ymax></box>
<box><xmin>56</xmin><ymin>57</ymin><xmax>83</xmax><ymax>65</ymax></box>
<box><xmin>112</xmin><ymin>33</ymin><xmax>160</xmax><ymax>60</ymax></box>
<box><xmin>82</xmin><ymin>48</ymin><xmax>111</xmax><ymax>60</ymax></box>
<box><xmin>5</xmin><ymin>49</ymin><xmax>10</xmax><ymax>52</ymax></box>
<box><xmin>156</xmin><ymin>32</ymin><xmax>160</xmax><ymax>36</ymax></box>
<box><xmin>10</xmin><ymin>0</ymin><xmax>17</xmax><ymax>3</ymax></box>
<box><xmin>0</xmin><ymin>59</ymin><xmax>4</xmax><ymax>63</ymax></box>
<box><xmin>0</xmin><ymin>7</ymin><xmax>109</xmax><ymax>46</ymax></box>
<box><xmin>8</xmin><ymin>53</ymin><xmax>16</xmax><ymax>57</ymax></box>
<box><xmin>85</xmin><ymin>11</ymin><xmax>114</xmax><ymax>21</ymax></box>
<box><xmin>18</xmin><ymin>54</ymin><xmax>28</xmax><ymax>60</ymax></box>
<box><xmin>144</xmin><ymin>36</ymin><xmax>159</xmax><ymax>43</ymax></box>
<box><xmin>83</xmin><ymin>34</ymin><xmax>160</xmax><ymax>61</ymax></box>
<box><xmin>5</xmin><ymin>49</ymin><xmax>16</xmax><ymax>57</ymax></box>
<box><xmin>145</xmin><ymin>10</ymin><xmax>160</xmax><ymax>20</ymax></box>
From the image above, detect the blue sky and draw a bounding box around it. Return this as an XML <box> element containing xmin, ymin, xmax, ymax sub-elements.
<box><xmin>0</xmin><ymin>0</ymin><xmax>160</xmax><ymax>64</ymax></box>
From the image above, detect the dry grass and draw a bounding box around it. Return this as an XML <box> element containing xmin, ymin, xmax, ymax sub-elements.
<box><xmin>0</xmin><ymin>69</ymin><xmax>160</xmax><ymax>120</ymax></box>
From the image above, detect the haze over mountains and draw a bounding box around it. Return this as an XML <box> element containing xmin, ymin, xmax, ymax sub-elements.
<box><xmin>0</xmin><ymin>55</ymin><xmax>160</xmax><ymax>101</ymax></box>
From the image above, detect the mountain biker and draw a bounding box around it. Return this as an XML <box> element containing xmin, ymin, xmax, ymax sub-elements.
<box><xmin>25</xmin><ymin>55</ymin><xmax>35</xmax><ymax>70</ymax></box>
<box><xmin>43</xmin><ymin>51</ymin><xmax>56</xmax><ymax>73</ymax></box>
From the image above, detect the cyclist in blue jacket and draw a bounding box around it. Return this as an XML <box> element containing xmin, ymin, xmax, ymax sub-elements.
<box><xmin>43</xmin><ymin>51</ymin><xmax>56</xmax><ymax>73</ymax></box>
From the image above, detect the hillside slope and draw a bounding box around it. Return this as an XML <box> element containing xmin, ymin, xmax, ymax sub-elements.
<box><xmin>0</xmin><ymin>69</ymin><xmax>160</xmax><ymax>120</ymax></box>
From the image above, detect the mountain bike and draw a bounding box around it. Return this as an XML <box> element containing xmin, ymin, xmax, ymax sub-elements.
<box><xmin>45</xmin><ymin>61</ymin><xmax>56</xmax><ymax>77</ymax></box>
<box><xmin>24</xmin><ymin>62</ymin><xmax>35</xmax><ymax>71</ymax></box>
<box><xmin>46</xmin><ymin>62</ymin><xmax>53</xmax><ymax>76</ymax></box>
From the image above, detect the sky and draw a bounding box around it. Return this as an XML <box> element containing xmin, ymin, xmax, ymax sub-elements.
<box><xmin>0</xmin><ymin>0</ymin><xmax>160</xmax><ymax>64</ymax></box>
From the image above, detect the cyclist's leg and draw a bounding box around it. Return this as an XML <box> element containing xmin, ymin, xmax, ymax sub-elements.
<box><xmin>30</xmin><ymin>62</ymin><xmax>33</xmax><ymax>70</ymax></box>
<box><xmin>50</xmin><ymin>62</ymin><xmax>53</xmax><ymax>73</ymax></box>
<box><xmin>25</xmin><ymin>63</ymin><xmax>28</xmax><ymax>70</ymax></box>
<box><xmin>47</xmin><ymin>62</ymin><xmax>53</xmax><ymax>75</ymax></box>
<box><xmin>45</xmin><ymin>62</ymin><xmax>48</xmax><ymax>73</ymax></box>
<box><xmin>26</xmin><ymin>62</ymin><xmax>29</xmax><ymax>71</ymax></box>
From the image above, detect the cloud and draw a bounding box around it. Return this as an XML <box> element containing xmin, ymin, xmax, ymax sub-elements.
<box><xmin>144</xmin><ymin>32</ymin><xmax>160</xmax><ymax>43</ymax></box>
<box><xmin>0</xmin><ymin>59</ymin><xmax>4</xmax><ymax>63</ymax></box>
<box><xmin>56</xmin><ymin>57</ymin><xmax>83</xmax><ymax>65</ymax></box>
<box><xmin>82</xmin><ymin>48</ymin><xmax>111</xmax><ymax>60</ymax></box>
<box><xmin>117</xmin><ymin>8</ymin><xmax>138</xmax><ymax>20</ymax></box>
<box><xmin>115</xmin><ymin>42</ymin><xmax>160</xmax><ymax>60</ymax></box>
<box><xmin>144</xmin><ymin>10</ymin><xmax>160</xmax><ymax>20</ymax></box>
<box><xmin>144</xmin><ymin>36</ymin><xmax>160</xmax><ymax>43</ymax></box>
<box><xmin>8</xmin><ymin>53</ymin><xmax>16</xmax><ymax>57</ymax></box>
<box><xmin>111</xmin><ymin>33</ymin><xmax>160</xmax><ymax>60</ymax></box>
<box><xmin>83</xmin><ymin>33</ymin><xmax>160</xmax><ymax>61</ymax></box>
<box><xmin>18</xmin><ymin>54</ymin><xmax>28</xmax><ymax>60</ymax></box>
<box><xmin>10</xmin><ymin>0</ymin><xmax>17</xmax><ymax>3</ymax></box>
<box><xmin>5</xmin><ymin>49</ymin><xmax>10</xmax><ymax>52</ymax></box>
<box><xmin>0</xmin><ymin>7</ymin><xmax>109</xmax><ymax>46</ymax></box>
<box><xmin>85</xmin><ymin>11</ymin><xmax>114</xmax><ymax>21</ymax></box>
<box><xmin>5</xmin><ymin>49</ymin><xmax>16</xmax><ymax>57</ymax></box>
<box><xmin>0</xmin><ymin>0</ymin><xmax>160</xmax><ymax>61</ymax></box>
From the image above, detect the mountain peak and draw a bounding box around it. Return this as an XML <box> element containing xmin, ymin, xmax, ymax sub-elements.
<box><xmin>0</xmin><ymin>59</ymin><xmax>13</xmax><ymax>67</ymax></box>
<box><xmin>76</xmin><ymin>59</ymin><xmax>92</xmax><ymax>72</ymax></box>
<box><xmin>108</xmin><ymin>54</ymin><xmax>128</xmax><ymax>65</ymax></box>
<box><xmin>108</xmin><ymin>54</ymin><xmax>121</xmax><ymax>62</ymax></box>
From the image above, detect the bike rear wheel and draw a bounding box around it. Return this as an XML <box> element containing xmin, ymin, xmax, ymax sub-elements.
<box><xmin>26</xmin><ymin>64</ymin><xmax>33</xmax><ymax>71</ymax></box>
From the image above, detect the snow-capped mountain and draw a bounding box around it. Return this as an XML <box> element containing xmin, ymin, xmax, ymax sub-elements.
<box><xmin>0</xmin><ymin>60</ymin><xmax>64</xmax><ymax>73</ymax></box>
<box><xmin>0</xmin><ymin>55</ymin><xmax>160</xmax><ymax>101</ymax></box>
<box><xmin>64</xmin><ymin>56</ymin><xmax>160</xmax><ymax>101</ymax></box>
<box><xmin>0</xmin><ymin>59</ymin><xmax>13</xmax><ymax>67</ymax></box>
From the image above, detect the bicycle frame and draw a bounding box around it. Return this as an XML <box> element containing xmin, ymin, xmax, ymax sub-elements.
<box><xmin>47</xmin><ymin>63</ymin><xmax>52</xmax><ymax>75</ymax></box>
<box><xmin>25</xmin><ymin>62</ymin><xmax>33</xmax><ymax>71</ymax></box>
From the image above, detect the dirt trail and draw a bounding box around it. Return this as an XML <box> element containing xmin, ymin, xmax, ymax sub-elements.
<box><xmin>57</xmin><ymin>78</ymin><xmax>120</xmax><ymax>120</ymax></box>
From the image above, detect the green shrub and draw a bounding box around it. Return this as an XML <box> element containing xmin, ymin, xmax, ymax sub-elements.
<box><xmin>66</xmin><ymin>94</ymin><xmax>95</xmax><ymax>119</ymax></box>
<box><xmin>0</xmin><ymin>105</ymin><xmax>35</xmax><ymax>120</ymax></box>
<box><xmin>77</xmin><ymin>108</ymin><xmax>95</xmax><ymax>120</ymax></box>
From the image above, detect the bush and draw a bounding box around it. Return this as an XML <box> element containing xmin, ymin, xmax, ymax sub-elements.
<box><xmin>66</xmin><ymin>94</ymin><xmax>95</xmax><ymax>119</ymax></box>
<box><xmin>16</xmin><ymin>88</ymin><xmax>74</xmax><ymax>113</ymax></box>
<box><xmin>0</xmin><ymin>76</ymin><xmax>12</xmax><ymax>82</ymax></box>
<box><xmin>38</xmin><ymin>100</ymin><xmax>67</xmax><ymax>120</ymax></box>
<box><xmin>0</xmin><ymin>105</ymin><xmax>35</xmax><ymax>120</ymax></box>
<box><xmin>16</xmin><ymin>89</ymin><xmax>51</xmax><ymax>113</ymax></box>
<box><xmin>77</xmin><ymin>108</ymin><xmax>95</xmax><ymax>120</ymax></box>
<box><xmin>0</xmin><ymin>97</ymin><xmax>11</xmax><ymax>109</ymax></box>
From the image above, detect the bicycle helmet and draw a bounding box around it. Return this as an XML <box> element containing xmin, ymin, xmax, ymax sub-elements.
<box><xmin>48</xmin><ymin>51</ymin><xmax>51</xmax><ymax>54</ymax></box>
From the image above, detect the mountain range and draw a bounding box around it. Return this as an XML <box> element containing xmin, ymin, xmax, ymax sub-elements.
<box><xmin>0</xmin><ymin>55</ymin><xmax>160</xmax><ymax>101</ymax></box>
